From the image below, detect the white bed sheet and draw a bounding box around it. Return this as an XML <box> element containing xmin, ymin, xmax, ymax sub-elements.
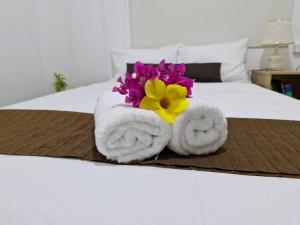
<box><xmin>1</xmin><ymin>82</ymin><xmax>300</xmax><ymax>225</ymax></box>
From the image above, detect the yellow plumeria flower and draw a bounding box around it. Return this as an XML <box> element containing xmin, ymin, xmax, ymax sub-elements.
<box><xmin>139</xmin><ymin>79</ymin><xmax>189</xmax><ymax>124</ymax></box>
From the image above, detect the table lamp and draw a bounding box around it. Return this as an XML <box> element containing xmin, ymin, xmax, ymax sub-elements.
<box><xmin>262</xmin><ymin>18</ymin><xmax>293</xmax><ymax>70</ymax></box>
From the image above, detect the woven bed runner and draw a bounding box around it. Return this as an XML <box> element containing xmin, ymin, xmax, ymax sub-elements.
<box><xmin>0</xmin><ymin>110</ymin><xmax>299</xmax><ymax>178</ymax></box>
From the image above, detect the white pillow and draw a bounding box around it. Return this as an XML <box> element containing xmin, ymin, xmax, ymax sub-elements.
<box><xmin>178</xmin><ymin>38</ymin><xmax>249</xmax><ymax>82</ymax></box>
<box><xmin>111</xmin><ymin>44</ymin><xmax>181</xmax><ymax>78</ymax></box>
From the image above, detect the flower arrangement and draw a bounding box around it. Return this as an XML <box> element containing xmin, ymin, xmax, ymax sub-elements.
<box><xmin>113</xmin><ymin>60</ymin><xmax>194</xmax><ymax>124</ymax></box>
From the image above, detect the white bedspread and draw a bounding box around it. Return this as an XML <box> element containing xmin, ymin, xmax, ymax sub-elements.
<box><xmin>1</xmin><ymin>82</ymin><xmax>300</xmax><ymax>225</ymax></box>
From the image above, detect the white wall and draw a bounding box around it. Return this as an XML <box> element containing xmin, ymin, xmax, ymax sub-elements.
<box><xmin>130</xmin><ymin>0</ymin><xmax>300</xmax><ymax>71</ymax></box>
<box><xmin>130</xmin><ymin>0</ymin><xmax>294</xmax><ymax>47</ymax></box>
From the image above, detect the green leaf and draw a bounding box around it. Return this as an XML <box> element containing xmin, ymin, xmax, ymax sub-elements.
<box><xmin>53</xmin><ymin>72</ymin><xmax>69</xmax><ymax>92</ymax></box>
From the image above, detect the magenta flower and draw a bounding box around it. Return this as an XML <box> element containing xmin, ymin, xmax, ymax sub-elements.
<box><xmin>113</xmin><ymin>60</ymin><xmax>194</xmax><ymax>107</ymax></box>
<box><xmin>112</xmin><ymin>77</ymin><xmax>128</xmax><ymax>95</ymax></box>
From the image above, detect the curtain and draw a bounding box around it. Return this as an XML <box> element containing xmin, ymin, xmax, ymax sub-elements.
<box><xmin>293</xmin><ymin>0</ymin><xmax>300</xmax><ymax>44</ymax></box>
<box><xmin>36</xmin><ymin>0</ymin><xmax>131</xmax><ymax>91</ymax></box>
<box><xmin>0</xmin><ymin>0</ymin><xmax>130</xmax><ymax>106</ymax></box>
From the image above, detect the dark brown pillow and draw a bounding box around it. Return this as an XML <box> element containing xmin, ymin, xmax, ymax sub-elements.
<box><xmin>184</xmin><ymin>63</ymin><xmax>221</xmax><ymax>82</ymax></box>
<box><xmin>127</xmin><ymin>63</ymin><xmax>222</xmax><ymax>82</ymax></box>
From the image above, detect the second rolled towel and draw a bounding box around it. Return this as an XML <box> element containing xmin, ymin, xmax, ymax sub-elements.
<box><xmin>168</xmin><ymin>99</ymin><xmax>228</xmax><ymax>155</ymax></box>
<box><xmin>94</xmin><ymin>92</ymin><xmax>171</xmax><ymax>163</ymax></box>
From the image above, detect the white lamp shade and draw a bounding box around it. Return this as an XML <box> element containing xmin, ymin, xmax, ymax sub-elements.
<box><xmin>262</xmin><ymin>19</ymin><xmax>294</xmax><ymax>46</ymax></box>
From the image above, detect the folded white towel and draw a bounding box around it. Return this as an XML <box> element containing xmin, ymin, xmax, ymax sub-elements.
<box><xmin>94</xmin><ymin>92</ymin><xmax>171</xmax><ymax>163</ymax></box>
<box><xmin>168</xmin><ymin>99</ymin><xmax>228</xmax><ymax>155</ymax></box>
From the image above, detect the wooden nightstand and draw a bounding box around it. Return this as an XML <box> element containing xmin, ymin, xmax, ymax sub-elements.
<box><xmin>252</xmin><ymin>70</ymin><xmax>300</xmax><ymax>99</ymax></box>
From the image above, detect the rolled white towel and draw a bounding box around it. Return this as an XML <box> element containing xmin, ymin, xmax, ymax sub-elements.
<box><xmin>168</xmin><ymin>99</ymin><xmax>228</xmax><ymax>155</ymax></box>
<box><xmin>94</xmin><ymin>92</ymin><xmax>171</xmax><ymax>163</ymax></box>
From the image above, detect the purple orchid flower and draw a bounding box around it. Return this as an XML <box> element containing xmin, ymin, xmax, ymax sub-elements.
<box><xmin>113</xmin><ymin>59</ymin><xmax>195</xmax><ymax>107</ymax></box>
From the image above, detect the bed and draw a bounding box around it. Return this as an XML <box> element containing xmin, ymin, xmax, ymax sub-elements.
<box><xmin>1</xmin><ymin>81</ymin><xmax>300</xmax><ymax>225</ymax></box>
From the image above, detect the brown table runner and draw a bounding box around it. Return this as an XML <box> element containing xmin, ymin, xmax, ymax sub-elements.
<box><xmin>0</xmin><ymin>110</ymin><xmax>300</xmax><ymax>178</ymax></box>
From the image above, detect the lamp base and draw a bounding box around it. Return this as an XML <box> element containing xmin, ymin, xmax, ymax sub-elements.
<box><xmin>267</xmin><ymin>46</ymin><xmax>283</xmax><ymax>71</ymax></box>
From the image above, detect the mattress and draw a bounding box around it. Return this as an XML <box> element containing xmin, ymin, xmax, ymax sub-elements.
<box><xmin>1</xmin><ymin>82</ymin><xmax>300</xmax><ymax>225</ymax></box>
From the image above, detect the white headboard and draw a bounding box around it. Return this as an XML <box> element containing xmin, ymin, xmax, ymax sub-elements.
<box><xmin>130</xmin><ymin>0</ymin><xmax>295</xmax><ymax>48</ymax></box>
